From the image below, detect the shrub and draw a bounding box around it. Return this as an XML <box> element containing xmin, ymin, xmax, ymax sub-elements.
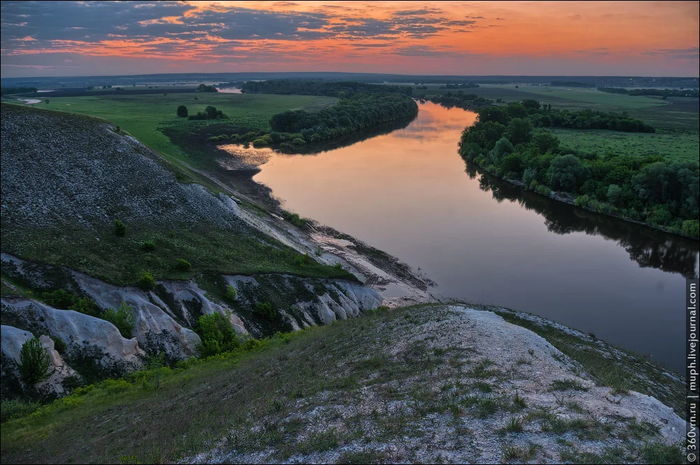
<box><xmin>254</xmin><ymin>302</ymin><xmax>276</xmax><ymax>320</ymax></box>
<box><xmin>114</xmin><ymin>219</ymin><xmax>126</xmax><ymax>237</ymax></box>
<box><xmin>176</xmin><ymin>105</ymin><xmax>188</xmax><ymax>117</ymax></box>
<box><xmin>175</xmin><ymin>259</ymin><xmax>192</xmax><ymax>271</ymax></box>
<box><xmin>52</xmin><ymin>336</ymin><xmax>67</xmax><ymax>355</ymax></box>
<box><xmin>139</xmin><ymin>240</ymin><xmax>156</xmax><ymax>251</ymax></box>
<box><xmin>536</xmin><ymin>185</ymin><xmax>551</xmax><ymax>196</ymax></box>
<box><xmin>101</xmin><ymin>379</ymin><xmax>132</xmax><ymax>395</ymax></box>
<box><xmin>225</xmin><ymin>285</ymin><xmax>237</xmax><ymax>301</ymax></box>
<box><xmin>252</xmin><ymin>138</ymin><xmax>269</xmax><ymax>148</ymax></box>
<box><xmin>195</xmin><ymin>312</ymin><xmax>240</xmax><ymax>357</ymax></box>
<box><xmin>19</xmin><ymin>337</ymin><xmax>52</xmax><ymax>385</ymax></box>
<box><xmin>104</xmin><ymin>302</ymin><xmax>135</xmax><ymax>338</ymax></box>
<box><xmin>575</xmin><ymin>194</ymin><xmax>590</xmax><ymax>208</ymax></box>
<box><xmin>293</xmin><ymin>253</ymin><xmax>311</xmax><ymax>268</ymax></box>
<box><xmin>41</xmin><ymin>290</ymin><xmax>99</xmax><ymax>317</ymax></box>
<box><xmin>291</xmin><ymin>137</ymin><xmax>306</xmax><ymax>147</ymax></box>
<box><xmin>282</xmin><ymin>211</ymin><xmax>307</xmax><ymax>228</ymax></box>
<box><xmin>682</xmin><ymin>220</ymin><xmax>699</xmax><ymax>238</ymax></box>
<box><xmin>1</xmin><ymin>399</ymin><xmax>41</xmax><ymax>423</ymax></box>
<box><xmin>137</xmin><ymin>271</ymin><xmax>156</xmax><ymax>291</ymax></box>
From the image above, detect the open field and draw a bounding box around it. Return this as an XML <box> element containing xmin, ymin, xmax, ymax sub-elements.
<box><xmin>6</xmin><ymin>93</ymin><xmax>337</xmax><ymax>163</ymax></box>
<box><xmin>552</xmin><ymin>129</ymin><xmax>700</xmax><ymax>163</ymax></box>
<box><xmin>419</xmin><ymin>85</ymin><xmax>698</xmax><ymax>131</ymax></box>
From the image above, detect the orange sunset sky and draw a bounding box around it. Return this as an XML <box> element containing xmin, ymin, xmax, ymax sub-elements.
<box><xmin>1</xmin><ymin>1</ymin><xmax>698</xmax><ymax>77</ymax></box>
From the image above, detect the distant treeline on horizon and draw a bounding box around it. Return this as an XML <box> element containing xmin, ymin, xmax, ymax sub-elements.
<box><xmin>2</xmin><ymin>73</ymin><xmax>697</xmax><ymax>90</ymax></box>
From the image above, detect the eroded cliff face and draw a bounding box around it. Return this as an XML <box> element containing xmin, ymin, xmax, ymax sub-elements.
<box><xmin>1</xmin><ymin>253</ymin><xmax>382</xmax><ymax>397</ymax></box>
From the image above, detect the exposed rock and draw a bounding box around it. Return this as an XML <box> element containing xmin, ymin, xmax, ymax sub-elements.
<box><xmin>1</xmin><ymin>325</ymin><xmax>78</xmax><ymax>396</ymax></box>
<box><xmin>1</xmin><ymin>298</ymin><xmax>143</xmax><ymax>368</ymax></box>
<box><xmin>72</xmin><ymin>272</ymin><xmax>202</xmax><ymax>357</ymax></box>
<box><xmin>190</xmin><ymin>305</ymin><xmax>686</xmax><ymax>464</ymax></box>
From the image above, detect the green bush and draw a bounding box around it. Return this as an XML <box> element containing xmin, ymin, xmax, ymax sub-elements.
<box><xmin>114</xmin><ymin>219</ymin><xmax>126</xmax><ymax>237</ymax></box>
<box><xmin>254</xmin><ymin>302</ymin><xmax>276</xmax><ymax>320</ymax></box>
<box><xmin>293</xmin><ymin>253</ymin><xmax>311</xmax><ymax>268</ymax></box>
<box><xmin>101</xmin><ymin>378</ymin><xmax>132</xmax><ymax>395</ymax></box>
<box><xmin>252</xmin><ymin>138</ymin><xmax>269</xmax><ymax>148</ymax></box>
<box><xmin>137</xmin><ymin>271</ymin><xmax>156</xmax><ymax>291</ymax></box>
<box><xmin>1</xmin><ymin>399</ymin><xmax>41</xmax><ymax>423</ymax></box>
<box><xmin>575</xmin><ymin>194</ymin><xmax>590</xmax><ymax>208</ymax></box>
<box><xmin>104</xmin><ymin>302</ymin><xmax>135</xmax><ymax>338</ymax></box>
<box><xmin>19</xmin><ymin>337</ymin><xmax>52</xmax><ymax>385</ymax></box>
<box><xmin>682</xmin><ymin>220</ymin><xmax>699</xmax><ymax>238</ymax></box>
<box><xmin>41</xmin><ymin>290</ymin><xmax>99</xmax><ymax>317</ymax></box>
<box><xmin>225</xmin><ymin>285</ymin><xmax>237</xmax><ymax>301</ymax></box>
<box><xmin>195</xmin><ymin>312</ymin><xmax>241</xmax><ymax>357</ymax></box>
<box><xmin>175</xmin><ymin>259</ymin><xmax>192</xmax><ymax>272</ymax></box>
<box><xmin>52</xmin><ymin>336</ymin><xmax>67</xmax><ymax>355</ymax></box>
<box><xmin>139</xmin><ymin>240</ymin><xmax>156</xmax><ymax>251</ymax></box>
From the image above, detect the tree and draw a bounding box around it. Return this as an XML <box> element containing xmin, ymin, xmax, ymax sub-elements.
<box><xmin>205</xmin><ymin>106</ymin><xmax>218</xmax><ymax>119</ymax></box>
<box><xmin>504</xmin><ymin>118</ymin><xmax>534</xmax><ymax>146</ymax></box>
<box><xmin>104</xmin><ymin>302</ymin><xmax>135</xmax><ymax>338</ymax></box>
<box><xmin>477</xmin><ymin>107</ymin><xmax>509</xmax><ymax>125</ymax></box>
<box><xmin>532</xmin><ymin>129</ymin><xmax>559</xmax><ymax>154</ymax></box>
<box><xmin>607</xmin><ymin>184</ymin><xmax>622</xmax><ymax>205</ymax></box>
<box><xmin>549</xmin><ymin>154</ymin><xmax>586</xmax><ymax>192</ymax></box>
<box><xmin>19</xmin><ymin>337</ymin><xmax>52</xmax><ymax>385</ymax></box>
<box><xmin>177</xmin><ymin>105</ymin><xmax>188</xmax><ymax>117</ymax></box>
<box><xmin>506</xmin><ymin>102</ymin><xmax>529</xmax><ymax>119</ymax></box>
<box><xmin>489</xmin><ymin>137</ymin><xmax>514</xmax><ymax>165</ymax></box>
<box><xmin>196</xmin><ymin>312</ymin><xmax>240</xmax><ymax>357</ymax></box>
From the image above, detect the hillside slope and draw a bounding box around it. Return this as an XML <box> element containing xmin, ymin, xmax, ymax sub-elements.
<box><xmin>0</xmin><ymin>305</ymin><xmax>684</xmax><ymax>464</ymax></box>
<box><xmin>0</xmin><ymin>103</ymin><xmax>387</xmax><ymax>398</ymax></box>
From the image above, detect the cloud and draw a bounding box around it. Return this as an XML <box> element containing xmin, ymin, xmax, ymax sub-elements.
<box><xmin>391</xmin><ymin>45</ymin><xmax>482</xmax><ymax>59</ymax></box>
<box><xmin>642</xmin><ymin>47</ymin><xmax>699</xmax><ymax>59</ymax></box>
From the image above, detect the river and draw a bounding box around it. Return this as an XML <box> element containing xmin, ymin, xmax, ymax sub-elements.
<box><xmin>253</xmin><ymin>102</ymin><xmax>699</xmax><ymax>373</ymax></box>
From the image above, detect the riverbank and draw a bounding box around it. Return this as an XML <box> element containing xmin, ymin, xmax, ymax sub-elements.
<box><xmin>479</xmin><ymin>168</ymin><xmax>700</xmax><ymax>241</ymax></box>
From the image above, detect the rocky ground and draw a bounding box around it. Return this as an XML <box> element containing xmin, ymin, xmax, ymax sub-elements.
<box><xmin>186</xmin><ymin>305</ymin><xmax>684</xmax><ymax>464</ymax></box>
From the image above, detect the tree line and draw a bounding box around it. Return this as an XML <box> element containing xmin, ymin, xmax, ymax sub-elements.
<box><xmin>428</xmin><ymin>92</ymin><xmax>492</xmax><ymax>110</ymax></box>
<box><xmin>598</xmin><ymin>87</ymin><xmax>699</xmax><ymax>98</ymax></box>
<box><xmin>1</xmin><ymin>87</ymin><xmax>38</xmax><ymax>96</ymax></box>
<box><xmin>204</xmin><ymin>80</ymin><xmax>418</xmax><ymax>151</ymax></box>
<box><xmin>459</xmin><ymin>101</ymin><xmax>699</xmax><ymax>238</ymax></box>
<box><xmin>241</xmin><ymin>79</ymin><xmax>414</xmax><ymax>97</ymax></box>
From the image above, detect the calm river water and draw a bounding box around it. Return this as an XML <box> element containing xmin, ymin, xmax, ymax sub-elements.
<box><xmin>253</xmin><ymin>102</ymin><xmax>699</xmax><ymax>373</ymax></box>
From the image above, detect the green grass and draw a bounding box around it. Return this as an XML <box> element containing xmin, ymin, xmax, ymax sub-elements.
<box><xmin>0</xmin><ymin>304</ymin><xmax>685</xmax><ymax>464</ymax></box>
<box><xmin>420</xmin><ymin>84</ymin><xmax>698</xmax><ymax>131</ymax></box>
<box><xmin>22</xmin><ymin>93</ymin><xmax>336</xmax><ymax>169</ymax></box>
<box><xmin>552</xmin><ymin>128</ymin><xmax>699</xmax><ymax>162</ymax></box>
<box><xmin>2</xmin><ymin>222</ymin><xmax>355</xmax><ymax>286</ymax></box>
<box><xmin>495</xmin><ymin>310</ymin><xmax>685</xmax><ymax>417</ymax></box>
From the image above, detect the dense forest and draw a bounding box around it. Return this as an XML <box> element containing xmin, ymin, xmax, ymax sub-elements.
<box><xmin>598</xmin><ymin>87</ymin><xmax>699</xmax><ymax>98</ymax></box>
<box><xmin>241</xmin><ymin>80</ymin><xmax>413</xmax><ymax>97</ymax></box>
<box><xmin>428</xmin><ymin>92</ymin><xmax>492</xmax><ymax>110</ymax></box>
<box><xmin>207</xmin><ymin>80</ymin><xmax>418</xmax><ymax>151</ymax></box>
<box><xmin>1</xmin><ymin>87</ymin><xmax>38</xmax><ymax>95</ymax></box>
<box><xmin>458</xmin><ymin>101</ymin><xmax>699</xmax><ymax>238</ymax></box>
<box><xmin>429</xmin><ymin>97</ymin><xmax>655</xmax><ymax>133</ymax></box>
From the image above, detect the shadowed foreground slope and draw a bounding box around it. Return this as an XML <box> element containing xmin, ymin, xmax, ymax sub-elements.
<box><xmin>1</xmin><ymin>304</ymin><xmax>684</xmax><ymax>464</ymax></box>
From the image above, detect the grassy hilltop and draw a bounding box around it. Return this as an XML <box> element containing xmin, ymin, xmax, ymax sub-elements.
<box><xmin>1</xmin><ymin>304</ymin><xmax>684</xmax><ymax>464</ymax></box>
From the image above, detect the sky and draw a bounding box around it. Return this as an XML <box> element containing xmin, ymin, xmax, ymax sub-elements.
<box><xmin>1</xmin><ymin>1</ymin><xmax>698</xmax><ymax>78</ymax></box>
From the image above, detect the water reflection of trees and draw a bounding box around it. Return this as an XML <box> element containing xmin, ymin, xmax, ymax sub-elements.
<box><xmin>468</xmin><ymin>165</ymin><xmax>700</xmax><ymax>278</ymax></box>
<box><xmin>288</xmin><ymin>115</ymin><xmax>417</xmax><ymax>156</ymax></box>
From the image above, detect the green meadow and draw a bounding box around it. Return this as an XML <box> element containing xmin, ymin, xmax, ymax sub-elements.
<box><xmin>33</xmin><ymin>92</ymin><xmax>337</xmax><ymax>162</ymax></box>
<box><xmin>418</xmin><ymin>84</ymin><xmax>699</xmax><ymax>132</ymax></box>
<box><xmin>552</xmin><ymin>129</ymin><xmax>700</xmax><ymax>163</ymax></box>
